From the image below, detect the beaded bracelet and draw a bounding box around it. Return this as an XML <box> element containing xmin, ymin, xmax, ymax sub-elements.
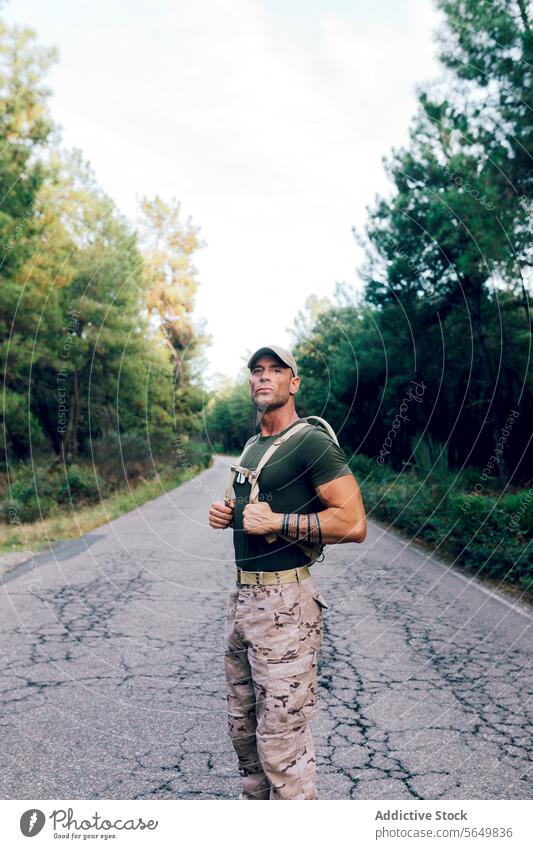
<box><xmin>290</xmin><ymin>512</ymin><xmax>299</xmax><ymax>540</ymax></box>
<box><xmin>281</xmin><ymin>511</ymin><xmax>322</xmax><ymax>544</ymax></box>
<box><xmin>315</xmin><ymin>512</ymin><xmax>322</xmax><ymax>545</ymax></box>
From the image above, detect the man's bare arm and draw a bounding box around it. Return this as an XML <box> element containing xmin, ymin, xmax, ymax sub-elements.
<box><xmin>311</xmin><ymin>473</ymin><xmax>367</xmax><ymax>543</ymax></box>
<box><xmin>243</xmin><ymin>474</ymin><xmax>367</xmax><ymax>543</ymax></box>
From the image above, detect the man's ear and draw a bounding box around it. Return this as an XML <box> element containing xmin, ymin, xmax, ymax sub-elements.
<box><xmin>290</xmin><ymin>376</ymin><xmax>301</xmax><ymax>395</ymax></box>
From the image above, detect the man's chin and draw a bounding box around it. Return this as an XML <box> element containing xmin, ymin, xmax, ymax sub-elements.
<box><xmin>255</xmin><ymin>398</ymin><xmax>282</xmax><ymax>412</ymax></box>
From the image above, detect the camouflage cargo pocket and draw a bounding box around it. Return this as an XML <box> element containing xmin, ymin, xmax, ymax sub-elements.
<box><xmin>277</xmin><ymin>581</ymin><xmax>302</xmax><ymax>624</ymax></box>
<box><xmin>279</xmin><ymin>582</ymin><xmax>326</xmax><ymax>652</ymax></box>
<box><xmin>311</xmin><ymin>589</ymin><xmax>328</xmax><ymax>610</ymax></box>
<box><xmin>224</xmin><ymin>590</ymin><xmax>240</xmax><ymax>648</ymax></box>
<box><xmin>226</xmin><ymin>589</ymin><xmax>239</xmax><ymax>618</ymax></box>
<box><xmin>279</xmin><ymin>579</ymin><xmax>328</xmax><ymax>623</ymax></box>
<box><xmin>256</xmin><ymin>650</ymin><xmax>318</xmax><ymax>733</ymax></box>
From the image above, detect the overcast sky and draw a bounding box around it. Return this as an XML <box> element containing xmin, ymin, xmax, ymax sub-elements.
<box><xmin>5</xmin><ymin>0</ymin><xmax>443</xmax><ymax>386</ymax></box>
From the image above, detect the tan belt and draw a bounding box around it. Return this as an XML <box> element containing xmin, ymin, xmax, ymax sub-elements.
<box><xmin>236</xmin><ymin>565</ymin><xmax>310</xmax><ymax>586</ymax></box>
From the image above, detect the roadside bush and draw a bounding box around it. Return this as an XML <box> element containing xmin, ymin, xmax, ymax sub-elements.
<box><xmin>0</xmin><ymin>469</ymin><xmax>56</xmax><ymax>522</ymax></box>
<box><xmin>57</xmin><ymin>464</ymin><xmax>107</xmax><ymax>505</ymax></box>
<box><xmin>0</xmin><ymin>461</ymin><xmax>108</xmax><ymax>523</ymax></box>
<box><xmin>0</xmin><ymin>495</ymin><xmax>54</xmax><ymax>523</ymax></box>
<box><xmin>89</xmin><ymin>430</ymin><xmax>155</xmax><ymax>481</ymax></box>
<box><xmin>179</xmin><ymin>439</ymin><xmax>212</xmax><ymax>471</ymax></box>
<box><xmin>348</xmin><ymin>453</ymin><xmax>375</xmax><ymax>479</ymax></box>
<box><xmin>448</xmin><ymin>492</ymin><xmax>532</xmax><ymax>588</ymax></box>
<box><xmin>350</xmin><ymin>452</ymin><xmax>397</xmax><ymax>483</ymax></box>
<box><xmin>350</xmin><ymin>457</ymin><xmax>532</xmax><ymax>590</ymax></box>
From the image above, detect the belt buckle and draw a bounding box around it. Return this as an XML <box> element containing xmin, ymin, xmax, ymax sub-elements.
<box><xmin>236</xmin><ymin>568</ymin><xmax>264</xmax><ymax>586</ymax></box>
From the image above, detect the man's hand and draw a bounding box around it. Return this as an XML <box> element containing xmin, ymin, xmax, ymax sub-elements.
<box><xmin>242</xmin><ymin>501</ymin><xmax>280</xmax><ymax>535</ymax></box>
<box><xmin>209</xmin><ymin>499</ymin><xmax>235</xmax><ymax>529</ymax></box>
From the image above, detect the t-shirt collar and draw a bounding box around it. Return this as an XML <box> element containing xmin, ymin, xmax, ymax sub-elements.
<box><xmin>257</xmin><ymin>417</ymin><xmax>303</xmax><ymax>442</ymax></box>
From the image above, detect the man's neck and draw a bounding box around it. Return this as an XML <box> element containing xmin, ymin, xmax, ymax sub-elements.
<box><xmin>257</xmin><ymin>409</ymin><xmax>300</xmax><ymax>437</ymax></box>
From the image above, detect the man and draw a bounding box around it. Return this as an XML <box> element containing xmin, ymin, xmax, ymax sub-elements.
<box><xmin>208</xmin><ymin>345</ymin><xmax>366</xmax><ymax>800</ymax></box>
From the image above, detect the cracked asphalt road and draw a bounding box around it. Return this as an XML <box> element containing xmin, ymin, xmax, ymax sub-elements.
<box><xmin>1</xmin><ymin>457</ymin><xmax>531</xmax><ymax>800</ymax></box>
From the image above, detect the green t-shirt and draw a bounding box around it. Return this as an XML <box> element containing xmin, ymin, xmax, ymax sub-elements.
<box><xmin>232</xmin><ymin>418</ymin><xmax>353</xmax><ymax>572</ymax></box>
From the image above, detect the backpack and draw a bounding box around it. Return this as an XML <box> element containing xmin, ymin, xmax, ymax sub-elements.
<box><xmin>223</xmin><ymin>416</ymin><xmax>340</xmax><ymax>567</ymax></box>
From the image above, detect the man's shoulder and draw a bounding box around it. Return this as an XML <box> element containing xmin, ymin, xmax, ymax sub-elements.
<box><xmin>279</xmin><ymin>423</ymin><xmax>342</xmax><ymax>466</ymax></box>
<box><xmin>292</xmin><ymin>422</ymin><xmax>336</xmax><ymax>448</ymax></box>
<box><xmin>291</xmin><ymin>422</ymin><xmax>352</xmax><ymax>483</ymax></box>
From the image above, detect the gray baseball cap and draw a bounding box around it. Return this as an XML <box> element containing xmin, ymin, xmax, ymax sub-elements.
<box><xmin>247</xmin><ymin>345</ymin><xmax>298</xmax><ymax>377</ymax></box>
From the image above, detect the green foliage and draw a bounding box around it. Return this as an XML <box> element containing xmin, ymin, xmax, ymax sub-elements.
<box><xmin>181</xmin><ymin>438</ymin><xmax>213</xmax><ymax>470</ymax></box>
<box><xmin>1</xmin><ymin>496</ymin><xmax>47</xmax><ymax>523</ymax></box>
<box><xmin>205</xmin><ymin>378</ymin><xmax>256</xmax><ymax>452</ymax></box>
<box><xmin>0</xmin><ymin>14</ymin><xmax>211</xmax><ymax>487</ymax></box>
<box><xmin>353</xmin><ymin>455</ymin><xmax>532</xmax><ymax>589</ymax></box>
<box><xmin>0</xmin><ymin>461</ymin><xmax>106</xmax><ymax>521</ymax></box>
<box><xmin>88</xmin><ymin>430</ymin><xmax>158</xmax><ymax>482</ymax></box>
<box><xmin>411</xmin><ymin>434</ymin><xmax>453</xmax><ymax>488</ymax></box>
<box><xmin>57</xmin><ymin>464</ymin><xmax>107</xmax><ymax>505</ymax></box>
<box><xmin>278</xmin><ymin>0</ymin><xmax>533</xmax><ymax>487</ymax></box>
<box><xmin>0</xmin><ymin>389</ymin><xmax>48</xmax><ymax>464</ymax></box>
<box><xmin>350</xmin><ymin>0</ymin><xmax>533</xmax><ymax>482</ymax></box>
<box><xmin>287</xmin><ymin>0</ymin><xmax>533</xmax><ymax>588</ymax></box>
<box><xmin>0</xmin><ymin>18</ymin><xmax>57</xmax><ymax>277</ymax></box>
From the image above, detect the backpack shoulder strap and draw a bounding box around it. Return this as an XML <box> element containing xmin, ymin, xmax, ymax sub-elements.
<box><xmin>304</xmin><ymin>415</ymin><xmax>340</xmax><ymax>446</ymax></box>
<box><xmin>261</xmin><ymin>416</ymin><xmax>339</xmax><ymax>565</ymax></box>
<box><xmin>259</xmin><ymin>416</ymin><xmax>339</xmax><ymax>510</ymax></box>
<box><xmin>249</xmin><ymin>421</ymin><xmax>308</xmax><ymax>504</ymax></box>
<box><xmin>224</xmin><ymin>418</ymin><xmax>336</xmax><ymax>565</ymax></box>
<box><xmin>225</xmin><ymin>420</ymin><xmax>311</xmax><ymax>507</ymax></box>
<box><xmin>223</xmin><ymin>434</ymin><xmax>260</xmax><ymax>505</ymax></box>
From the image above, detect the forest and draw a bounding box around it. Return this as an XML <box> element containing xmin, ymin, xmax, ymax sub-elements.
<box><xmin>206</xmin><ymin>0</ymin><xmax>532</xmax><ymax>590</ymax></box>
<box><xmin>1</xmin><ymin>1</ymin><xmax>531</xmax><ymax>590</ymax></box>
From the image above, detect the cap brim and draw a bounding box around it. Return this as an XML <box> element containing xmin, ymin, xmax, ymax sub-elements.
<box><xmin>248</xmin><ymin>347</ymin><xmax>284</xmax><ymax>368</ymax></box>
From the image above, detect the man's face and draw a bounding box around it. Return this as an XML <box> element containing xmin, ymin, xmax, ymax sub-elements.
<box><xmin>249</xmin><ymin>355</ymin><xmax>300</xmax><ymax>411</ymax></box>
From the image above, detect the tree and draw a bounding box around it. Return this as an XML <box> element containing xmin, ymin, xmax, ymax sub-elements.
<box><xmin>357</xmin><ymin>0</ymin><xmax>532</xmax><ymax>481</ymax></box>
<box><xmin>0</xmin><ymin>15</ymin><xmax>61</xmax><ymax>464</ymax></box>
<box><xmin>0</xmin><ymin>14</ymin><xmax>212</xmax><ymax>475</ymax></box>
<box><xmin>205</xmin><ymin>375</ymin><xmax>256</xmax><ymax>452</ymax></box>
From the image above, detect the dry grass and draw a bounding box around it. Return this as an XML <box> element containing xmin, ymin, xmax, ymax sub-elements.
<box><xmin>0</xmin><ymin>466</ymin><xmax>200</xmax><ymax>554</ymax></box>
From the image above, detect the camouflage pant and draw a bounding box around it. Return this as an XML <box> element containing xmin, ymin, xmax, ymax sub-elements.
<box><xmin>224</xmin><ymin>572</ymin><xmax>328</xmax><ymax>800</ymax></box>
